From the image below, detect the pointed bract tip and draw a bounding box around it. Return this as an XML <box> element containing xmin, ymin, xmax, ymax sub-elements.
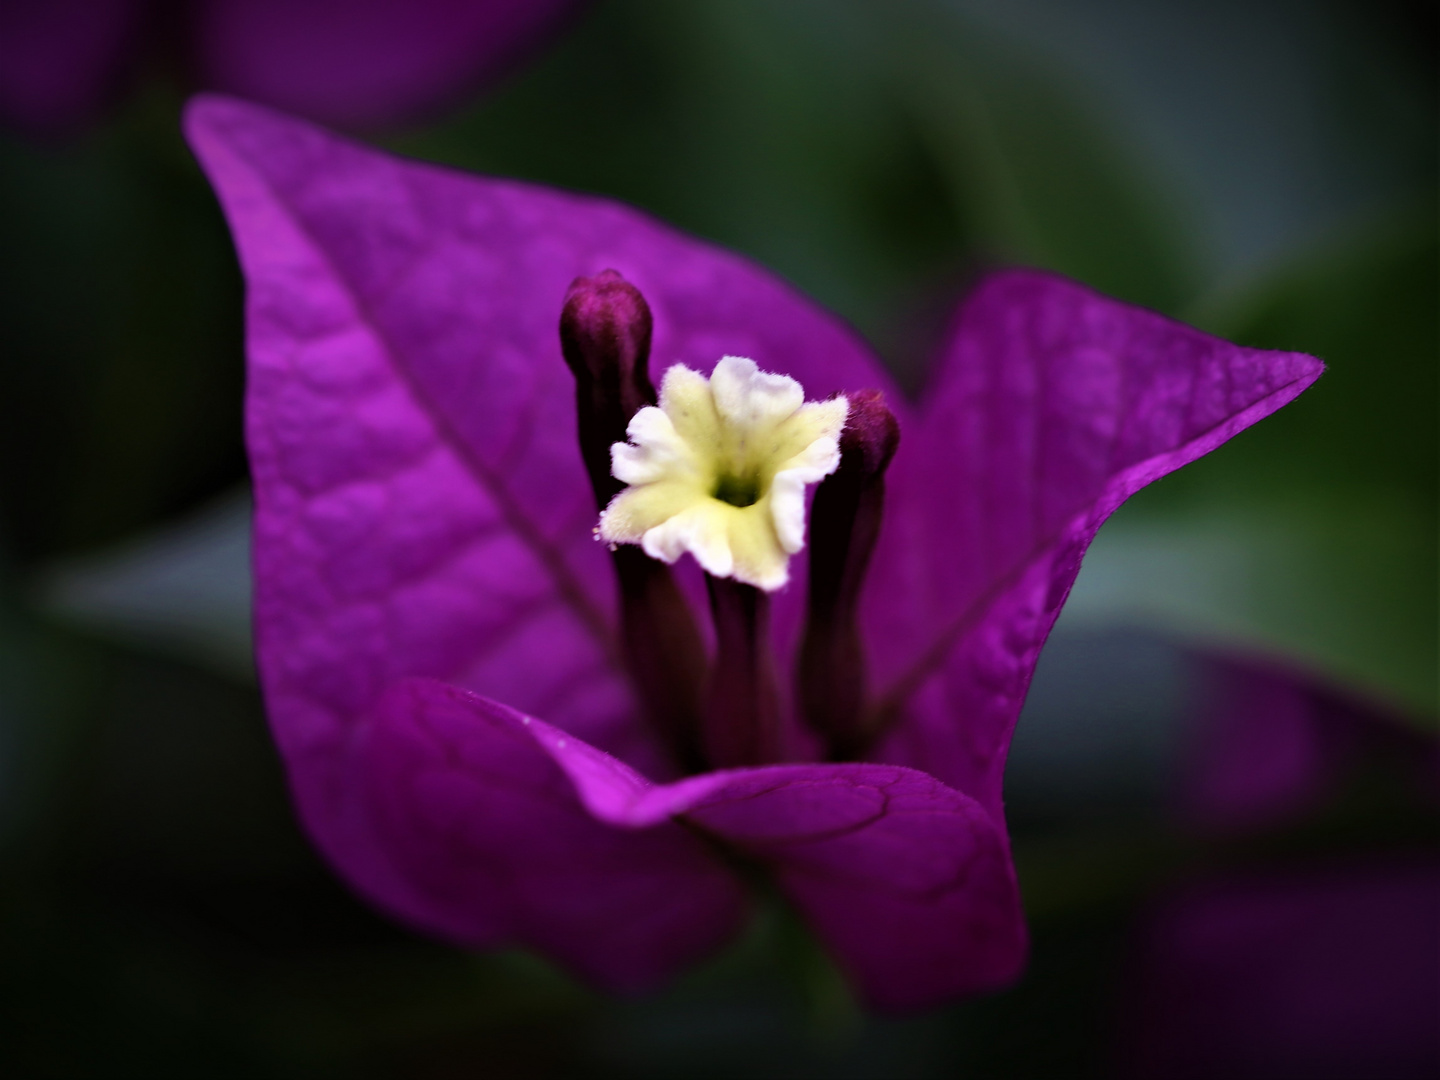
<box><xmin>181</xmin><ymin>93</ymin><xmax>231</xmax><ymax>153</ymax></box>
<box><xmin>182</xmin><ymin>92</ymin><xmax>266</xmax><ymax>138</ymax></box>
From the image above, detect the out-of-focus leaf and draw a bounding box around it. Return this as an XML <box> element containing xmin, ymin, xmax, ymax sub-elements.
<box><xmin>396</xmin><ymin>0</ymin><xmax>1199</xmax><ymax>381</ymax></box>
<box><xmin>35</xmin><ymin>489</ymin><xmax>253</xmax><ymax>680</ymax></box>
<box><xmin>1064</xmin><ymin>497</ymin><xmax>1435</xmax><ymax>720</ymax></box>
<box><xmin>0</xmin><ymin>613</ymin><xmax>92</xmax><ymax>851</ymax></box>
<box><xmin>1065</xmin><ymin>211</ymin><xmax>1437</xmax><ymax>717</ymax></box>
<box><xmin>0</xmin><ymin>87</ymin><xmax>247</xmax><ymax>565</ymax></box>
<box><xmin>880</xmin><ymin>0</ymin><xmax>1194</xmax><ymax>314</ymax></box>
<box><xmin>391</xmin><ymin>0</ymin><xmax>971</xmax><ymax>388</ymax></box>
<box><xmin>1186</xmin><ymin>206</ymin><xmax>1438</xmax><ymax>502</ymax></box>
<box><xmin>933</xmin><ymin>0</ymin><xmax>1436</xmax><ymax>285</ymax></box>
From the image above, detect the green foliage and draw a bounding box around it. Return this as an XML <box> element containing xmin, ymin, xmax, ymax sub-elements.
<box><xmin>0</xmin><ymin>87</ymin><xmax>246</xmax><ymax>563</ymax></box>
<box><xmin>1107</xmin><ymin>209</ymin><xmax>1439</xmax><ymax>715</ymax></box>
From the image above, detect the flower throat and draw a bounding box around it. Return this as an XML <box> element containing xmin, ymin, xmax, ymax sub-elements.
<box><xmin>712</xmin><ymin>473</ymin><xmax>760</xmax><ymax>508</ymax></box>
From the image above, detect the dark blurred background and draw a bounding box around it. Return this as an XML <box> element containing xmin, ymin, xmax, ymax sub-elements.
<box><xmin>1</xmin><ymin>0</ymin><xmax>1435</xmax><ymax>1076</ymax></box>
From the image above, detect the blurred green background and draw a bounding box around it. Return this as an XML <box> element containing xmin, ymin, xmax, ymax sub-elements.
<box><xmin>1</xmin><ymin>0</ymin><xmax>1434</xmax><ymax>1076</ymax></box>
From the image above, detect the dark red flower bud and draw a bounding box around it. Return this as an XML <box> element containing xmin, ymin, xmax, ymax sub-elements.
<box><xmin>798</xmin><ymin>389</ymin><xmax>900</xmax><ymax>758</ymax></box>
<box><xmin>559</xmin><ymin>271</ymin><xmax>707</xmax><ymax>773</ymax></box>
<box><xmin>559</xmin><ymin>269</ymin><xmax>658</xmax><ymax>506</ymax></box>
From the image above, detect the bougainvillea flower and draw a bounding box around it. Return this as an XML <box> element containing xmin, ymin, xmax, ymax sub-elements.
<box><xmin>1119</xmin><ymin>859</ymin><xmax>1440</xmax><ymax>1079</ymax></box>
<box><xmin>0</xmin><ymin>0</ymin><xmax>139</xmax><ymax>133</ymax></box>
<box><xmin>0</xmin><ymin>0</ymin><xmax>584</xmax><ymax>135</ymax></box>
<box><xmin>1115</xmin><ymin>653</ymin><xmax>1438</xmax><ymax>1076</ymax></box>
<box><xmin>185</xmin><ymin>94</ymin><xmax>1323</xmax><ymax>1011</ymax></box>
<box><xmin>1179</xmin><ymin>649</ymin><xmax>1438</xmax><ymax>834</ymax></box>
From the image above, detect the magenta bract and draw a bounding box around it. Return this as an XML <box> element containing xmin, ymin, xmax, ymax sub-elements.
<box><xmin>1122</xmin><ymin>654</ymin><xmax>1440</xmax><ymax>1076</ymax></box>
<box><xmin>0</xmin><ymin>0</ymin><xmax>584</xmax><ymax>135</ymax></box>
<box><xmin>1121</xmin><ymin>861</ymin><xmax>1440</xmax><ymax>1079</ymax></box>
<box><xmin>194</xmin><ymin>0</ymin><xmax>587</xmax><ymax>129</ymax></box>
<box><xmin>0</xmin><ymin>0</ymin><xmax>139</xmax><ymax>133</ymax></box>
<box><xmin>1179</xmin><ymin>649</ymin><xmax>1439</xmax><ymax>833</ymax></box>
<box><xmin>184</xmin><ymin>94</ymin><xmax>1323</xmax><ymax>1011</ymax></box>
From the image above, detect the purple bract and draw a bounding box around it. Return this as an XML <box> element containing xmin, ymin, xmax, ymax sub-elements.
<box><xmin>185</xmin><ymin>94</ymin><xmax>1323</xmax><ymax>1011</ymax></box>
<box><xmin>1121</xmin><ymin>859</ymin><xmax>1440</xmax><ymax>1079</ymax></box>
<box><xmin>1179</xmin><ymin>650</ymin><xmax>1439</xmax><ymax>834</ymax></box>
<box><xmin>0</xmin><ymin>0</ymin><xmax>585</xmax><ymax>134</ymax></box>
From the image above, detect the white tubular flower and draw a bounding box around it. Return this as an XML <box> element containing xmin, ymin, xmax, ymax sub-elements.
<box><xmin>598</xmin><ymin>356</ymin><xmax>848</xmax><ymax>591</ymax></box>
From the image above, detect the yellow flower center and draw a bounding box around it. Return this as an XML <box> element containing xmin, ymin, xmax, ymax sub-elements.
<box><xmin>597</xmin><ymin>356</ymin><xmax>848</xmax><ymax>591</ymax></box>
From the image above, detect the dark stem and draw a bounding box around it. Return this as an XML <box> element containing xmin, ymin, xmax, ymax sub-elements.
<box><xmin>703</xmin><ymin>576</ymin><xmax>784</xmax><ymax>768</ymax></box>
<box><xmin>614</xmin><ymin>549</ymin><xmax>708</xmax><ymax>773</ymax></box>
<box><xmin>798</xmin><ymin>479</ymin><xmax>885</xmax><ymax>758</ymax></box>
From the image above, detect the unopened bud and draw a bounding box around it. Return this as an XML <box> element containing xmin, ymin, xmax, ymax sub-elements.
<box><xmin>798</xmin><ymin>389</ymin><xmax>900</xmax><ymax>758</ymax></box>
<box><xmin>838</xmin><ymin>389</ymin><xmax>901</xmax><ymax>479</ymax></box>
<box><xmin>559</xmin><ymin>271</ymin><xmax>708</xmax><ymax>772</ymax></box>
<box><xmin>560</xmin><ymin>269</ymin><xmax>657</xmax><ymax>506</ymax></box>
